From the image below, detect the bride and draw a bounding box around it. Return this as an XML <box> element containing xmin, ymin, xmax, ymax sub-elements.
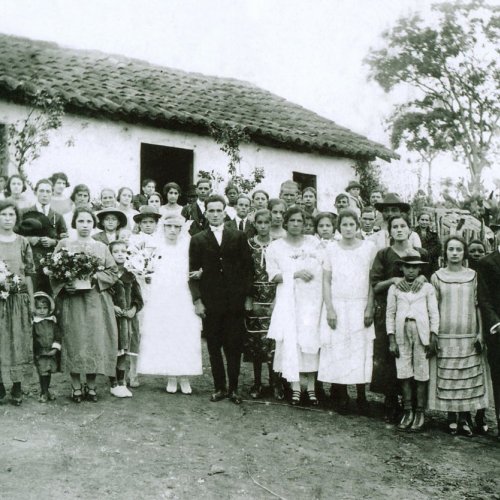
<box><xmin>137</xmin><ymin>213</ymin><xmax>202</xmax><ymax>394</ymax></box>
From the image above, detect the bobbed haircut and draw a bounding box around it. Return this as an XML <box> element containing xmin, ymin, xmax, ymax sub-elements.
<box><xmin>0</xmin><ymin>199</ymin><xmax>20</xmax><ymax>227</ymax></box>
<box><xmin>337</xmin><ymin>208</ymin><xmax>360</xmax><ymax>228</ymax></box>
<box><xmin>71</xmin><ymin>206</ymin><xmax>97</xmax><ymax>229</ymax></box>
<box><xmin>268</xmin><ymin>198</ymin><xmax>286</xmax><ymax>211</ymax></box>
<box><xmin>388</xmin><ymin>213</ymin><xmax>412</xmax><ymax>232</ymax></box>
<box><xmin>117</xmin><ymin>186</ymin><xmax>134</xmax><ymax>203</ymax></box>
<box><xmin>49</xmin><ymin>172</ymin><xmax>70</xmax><ymax>188</ymax></box>
<box><xmin>253</xmin><ymin>208</ymin><xmax>272</xmax><ymax>224</ymax></box>
<box><xmin>314</xmin><ymin>211</ymin><xmax>337</xmax><ymax>231</ymax></box>
<box><xmin>252</xmin><ymin>189</ymin><xmax>269</xmax><ymax>201</ymax></box>
<box><xmin>70</xmin><ymin>184</ymin><xmax>91</xmax><ymax>202</ymax></box>
<box><xmin>148</xmin><ymin>191</ymin><xmax>163</xmax><ymax>204</ymax></box>
<box><xmin>5</xmin><ymin>174</ymin><xmax>27</xmax><ymax>195</ymax></box>
<box><xmin>283</xmin><ymin>206</ymin><xmax>305</xmax><ymax>229</ymax></box>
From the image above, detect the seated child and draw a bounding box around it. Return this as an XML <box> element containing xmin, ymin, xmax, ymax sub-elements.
<box><xmin>33</xmin><ymin>291</ymin><xmax>61</xmax><ymax>403</ymax></box>
<box><xmin>108</xmin><ymin>240</ymin><xmax>144</xmax><ymax>397</ymax></box>
<box><xmin>386</xmin><ymin>255</ymin><xmax>439</xmax><ymax>431</ymax></box>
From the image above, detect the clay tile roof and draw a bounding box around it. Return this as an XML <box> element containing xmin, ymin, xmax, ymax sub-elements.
<box><xmin>0</xmin><ymin>34</ymin><xmax>398</xmax><ymax>162</ymax></box>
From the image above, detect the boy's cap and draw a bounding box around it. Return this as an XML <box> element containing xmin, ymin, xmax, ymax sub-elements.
<box><xmin>33</xmin><ymin>291</ymin><xmax>55</xmax><ymax>313</ymax></box>
<box><xmin>133</xmin><ymin>205</ymin><xmax>162</xmax><ymax>223</ymax></box>
<box><xmin>397</xmin><ymin>255</ymin><xmax>428</xmax><ymax>266</ymax></box>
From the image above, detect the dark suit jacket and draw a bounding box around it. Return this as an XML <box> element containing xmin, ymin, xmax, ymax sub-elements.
<box><xmin>182</xmin><ymin>202</ymin><xmax>208</xmax><ymax>236</ymax></box>
<box><xmin>224</xmin><ymin>219</ymin><xmax>256</xmax><ymax>239</ymax></box>
<box><xmin>188</xmin><ymin>227</ymin><xmax>253</xmax><ymax>314</ymax></box>
<box><xmin>478</xmin><ymin>250</ymin><xmax>500</xmax><ymax>337</ymax></box>
<box><xmin>132</xmin><ymin>193</ymin><xmax>149</xmax><ymax>211</ymax></box>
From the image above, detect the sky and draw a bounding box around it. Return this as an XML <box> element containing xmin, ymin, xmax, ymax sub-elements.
<box><xmin>0</xmin><ymin>0</ymin><xmax>492</xmax><ymax>197</ymax></box>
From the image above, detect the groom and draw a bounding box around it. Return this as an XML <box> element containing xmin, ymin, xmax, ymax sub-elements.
<box><xmin>189</xmin><ymin>194</ymin><xmax>253</xmax><ymax>404</ymax></box>
<box><xmin>478</xmin><ymin>221</ymin><xmax>500</xmax><ymax>440</ymax></box>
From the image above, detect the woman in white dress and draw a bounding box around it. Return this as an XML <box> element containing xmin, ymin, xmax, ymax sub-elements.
<box><xmin>137</xmin><ymin>214</ymin><xmax>202</xmax><ymax>394</ymax></box>
<box><xmin>266</xmin><ymin>206</ymin><xmax>323</xmax><ymax>405</ymax></box>
<box><xmin>319</xmin><ymin>209</ymin><xmax>376</xmax><ymax>414</ymax></box>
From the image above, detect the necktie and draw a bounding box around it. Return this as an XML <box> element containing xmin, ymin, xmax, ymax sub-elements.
<box><xmin>238</xmin><ymin>219</ymin><xmax>244</xmax><ymax>231</ymax></box>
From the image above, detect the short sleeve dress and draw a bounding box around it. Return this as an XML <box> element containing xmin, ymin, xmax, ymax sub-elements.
<box><xmin>0</xmin><ymin>235</ymin><xmax>34</xmax><ymax>384</ymax></box>
<box><xmin>52</xmin><ymin>238</ymin><xmax>119</xmax><ymax>377</ymax></box>
<box><xmin>266</xmin><ymin>235</ymin><xmax>323</xmax><ymax>382</ymax></box>
<box><xmin>318</xmin><ymin>240</ymin><xmax>376</xmax><ymax>384</ymax></box>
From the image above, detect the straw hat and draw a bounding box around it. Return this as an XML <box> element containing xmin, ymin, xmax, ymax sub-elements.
<box><xmin>96</xmin><ymin>208</ymin><xmax>128</xmax><ymax>230</ymax></box>
<box><xmin>33</xmin><ymin>291</ymin><xmax>55</xmax><ymax>314</ymax></box>
<box><xmin>133</xmin><ymin>205</ymin><xmax>162</xmax><ymax>223</ymax></box>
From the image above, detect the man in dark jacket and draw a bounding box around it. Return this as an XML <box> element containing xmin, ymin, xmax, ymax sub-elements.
<box><xmin>182</xmin><ymin>178</ymin><xmax>212</xmax><ymax>236</ymax></box>
<box><xmin>189</xmin><ymin>194</ymin><xmax>253</xmax><ymax>404</ymax></box>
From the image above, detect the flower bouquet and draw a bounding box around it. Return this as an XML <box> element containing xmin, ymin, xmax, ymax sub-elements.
<box><xmin>0</xmin><ymin>260</ymin><xmax>21</xmax><ymax>300</ymax></box>
<box><xmin>41</xmin><ymin>248</ymin><xmax>104</xmax><ymax>289</ymax></box>
<box><xmin>125</xmin><ymin>243</ymin><xmax>161</xmax><ymax>284</ymax></box>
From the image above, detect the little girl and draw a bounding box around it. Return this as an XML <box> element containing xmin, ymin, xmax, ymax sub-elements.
<box><xmin>314</xmin><ymin>212</ymin><xmax>336</xmax><ymax>244</ymax></box>
<box><xmin>244</xmin><ymin>209</ymin><xmax>280</xmax><ymax>399</ymax></box>
<box><xmin>386</xmin><ymin>255</ymin><xmax>439</xmax><ymax>431</ymax></box>
<box><xmin>108</xmin><ymin>240</ymin><xmax>144</xmax><ymax>397</ymax></box>
<box><xmin>33</xmin><ymin>291</ymin><xmax>61</xmax><ymax>403</ymax></box>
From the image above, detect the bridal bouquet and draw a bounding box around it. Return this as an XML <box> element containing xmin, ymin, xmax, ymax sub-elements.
<box><xmin>125</xmin><ymin>243</ymin><xmax>161</xmax><ymax>283</ymax></box>
<box><xmin>0</xmin><ymin>260</ymin><xmax>21</xmax><ymax>299</ymax></box>
<box><xmin>41</xmin><ymin>248</ymin><xmax>104</xmax><ymax>287</ymax></box>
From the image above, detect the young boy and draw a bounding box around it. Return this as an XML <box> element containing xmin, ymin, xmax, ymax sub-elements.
<box><xmin>108</xmin><ymin>240</ymin><xmax>144</xmax><ymax>397</ymax></box>
<box><xmin>386</xmin><ymin>255</ymin><xmax>439</xmax><ymax>431</ymax></box>
<box><xmin>33</xmin><ymin>292</ymin><xmax>61</xmax><ymax>403</ymax></box>
<box><xmin>345</xmin><ymin>180</ymin><xmax>364</xmax><ymax>215</ymax></box>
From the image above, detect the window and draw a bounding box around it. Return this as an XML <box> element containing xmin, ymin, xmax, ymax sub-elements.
<box><xmin>292</xmin><ymin>171</ymin><xmax>317</xmax><ymax>192</ymax></box>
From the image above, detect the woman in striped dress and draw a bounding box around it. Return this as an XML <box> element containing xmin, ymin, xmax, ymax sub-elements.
<box><xmin>428</xmin><ymin>236</ymin><xmax>489</xmax><ymax>436</ymax></box>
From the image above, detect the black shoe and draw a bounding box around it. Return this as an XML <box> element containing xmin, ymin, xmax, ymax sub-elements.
<box><xmin>356</xmin><ymin>397</ymin><xmax>370</xmax><ymax>416</ymax></box>
<box><xmin>249</xmin><ymin>384</ymin><xmax>262</xmax><ymax>399</ymax></box>
<box><xmin>228</xmin><ymin>391</ymin><xmax>242</xmax><ymax>405</ymax></box>
<box><xmin>210</xmin><ymin>389</ymin><xmax>227</xmax><ymax>402</ymax></box>
<box><xmin>337</xmin><ymin>396</ymin><xmax>350</xmax><ymax>415</ymax></box>
<box><xmin>397</xmin><ymin>410</ymin><xmax>414</xmax><ymax>431</ymax></box>
<box><xmin>458</xmin><ymin>420</ymin><xmax>473</xmax><ymax>437</ymax></box>
<box><xmin>84</xmin><ymin>385</ymin><xmax>98</xmax><ymax>403</ymax></box>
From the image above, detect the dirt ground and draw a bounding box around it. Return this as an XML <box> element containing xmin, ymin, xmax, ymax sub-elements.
<box><xmin>1</xmin><ymin>343</ymin><xmax>499</xmax><ymax>500</ymax></box>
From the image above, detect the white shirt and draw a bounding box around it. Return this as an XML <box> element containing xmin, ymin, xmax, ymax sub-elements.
<box><xmin>35</xmin><ymin>202</ymin><xmax>50</xmax><ymax>216</ymax></box>
<box><xmin>196</xmin><ymin>199</ymin><xmax>205</xmax><ymax>215</ymax></box>
<box><xmin>235</xmin><ymin>217</ymin><xmax>248</xmax><ymax>231</ymax></box>
<box><xmin>210</xmin><ymin>225</ymin><xmax>223</xmax><ymax>245</ymax></box>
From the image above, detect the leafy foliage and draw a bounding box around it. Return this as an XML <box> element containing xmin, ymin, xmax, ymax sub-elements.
<box><xmin>366</xmin><ymin>1</ymin><xmax>500</xmax><ymax>195</ymax></box>
<box><xmin>209</xmin><ymin>123</ymin><xmax>265</xmax><ymax>193</ymax></box>
<box><xmin>2</xmin><ymin>89</ymin><xmax>64</xmax><ymax>185</ymax></box>
<box><xmin>352</xmin><ymin>160</ymin><xmax>387</xmax><ymax>205</ymax></box>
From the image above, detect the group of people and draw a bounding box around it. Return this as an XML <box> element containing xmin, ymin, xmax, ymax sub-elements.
<box><xmin>0</xmin><ymin>173</ymin><xmax>498</xmax><ymax>442</ymax></box>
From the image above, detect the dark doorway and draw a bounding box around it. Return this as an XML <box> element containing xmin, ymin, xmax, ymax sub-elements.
<box><xmin>140</xmin><ymin>143</ymin><xmax>194</xmax><ymax>204</ymax></box>
<box><xmin>292</xmin><ymin>171</ymin><xmax>317</xmax><ymax>192</ymax></box>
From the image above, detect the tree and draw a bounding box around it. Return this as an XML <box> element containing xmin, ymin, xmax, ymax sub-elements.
<box><xmin>1</xmin><ymin>89</ymin><xmax>64</xmax><ymax>186</ymax></box>
<box><xmin>210</xmin><ymin>123</ymin><xmax>265</xmax><ymax>193</ymax></box>
<box><xmin>352</xmin><ymin>159</ymin><xmax>387</xmax><ymax>205</ymax></box>
<box><xmin>365</xmin><ymin>0</ymin><xmax>500</xmax><ymax>196</ymax></box>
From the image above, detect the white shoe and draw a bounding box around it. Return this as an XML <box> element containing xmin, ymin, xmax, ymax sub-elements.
<box><xmin>110</xmin><ymin>385</ymin><xmax>128</xmax><ymax>398</ymax></box>
<box><xmin>166</xmin><ymin>377</ymin><xmax>177</xmax><ymax>393</ymax></box>
<box><xmin>180</xmin><ymin>377</ymin><xmax>192</xmax><ymax>395</ymax></box>
<box><xmin>122</xmin><ymin>385</ymin><xmax>133</xmax><ymax>397</ymax></box>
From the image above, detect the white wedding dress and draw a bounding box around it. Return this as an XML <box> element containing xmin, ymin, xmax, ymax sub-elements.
<box><xmin>137</xmin><ymin>235</ymin><xmax>202</xmax><ymax>376</ymax></box>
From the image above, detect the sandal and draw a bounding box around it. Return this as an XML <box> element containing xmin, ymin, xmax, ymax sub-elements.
<box><xmin>84</xmin><ymin>386</ymin><xmax>98</xmax><ymax>403</ymax></box>
<box><xmin>291</xmin><ymin>390</ymin><xmax>301</xmax><ymax>406</ymax></box>
<box><xmin>72</xmin><ymin>386</ymin><xmax>83</xmax><ymax>403</ymax></box>
<box><xmin>307</xmin><ymin>390</ymin><xmax>319</xmax><ymax>406</ymax></box>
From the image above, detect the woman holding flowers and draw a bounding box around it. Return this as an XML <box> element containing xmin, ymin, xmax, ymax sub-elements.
<box><xmin>48</xmin><ymin>206</ymin><xmax>119</xmax><ymax>403</ymax></box>
<box><xmin>0</xmin><ymin>199</ymin><xmax>34</xmax><ymax>405</ymax></box>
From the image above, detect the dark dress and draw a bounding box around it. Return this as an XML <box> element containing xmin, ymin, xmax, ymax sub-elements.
<box><xmin>244</xmin><ymin>237</ymin><xmax>276</xmax><ymax>363</ymax></box>
<box><xmin>109</xmin><ymin>270</ymin><xmax>144</xmax><ymax>355</ymax></box>
<box><xmin>370</xmin><ymin>246</ymin><xmax>428</xmax><ymax>399</ymax></box>
<box><xmin>0</xmin><ymin>235</ymin><xmax>34</xmax><ymax>384</ymax></box>
<box><xmin>33</xmin><ymin>318</ymin><xmax>61</xmax><ymax>375</ymax></box>
<box><xmin>415</xmin><ymin>227</ymin><xmax>441</xmax><ymax>273</ymax></box>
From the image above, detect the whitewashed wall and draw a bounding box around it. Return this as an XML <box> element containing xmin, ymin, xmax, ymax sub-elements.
<box><xmin>0</xmin><ymin>101</ymin><xmax>357</xmax><ymax>210</ymax></box>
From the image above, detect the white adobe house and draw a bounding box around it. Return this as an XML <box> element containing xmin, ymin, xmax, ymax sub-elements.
<box><xmin>0</xmin><ymin>34</ymin><xmax>397</xmax><ymax>208</ymax></box>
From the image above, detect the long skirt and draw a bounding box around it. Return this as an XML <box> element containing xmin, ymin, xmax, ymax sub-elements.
<box><xmin>58</xmin><ymin>289</ymin><xmax>118</xmax><ymax>376</ymax></box>
<box><xmin>0</xmin><ymin>293</ymin><xmax>33</xmax><ymax>384</ymax></box>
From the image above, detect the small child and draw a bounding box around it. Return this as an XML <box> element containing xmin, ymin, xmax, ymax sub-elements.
<box><xmin>303</xmin><ymin>214</ymin><xmax>315</xmax><ymax>235</ymax></box>
<box><xmin>32</xmin><ymin>292</ymin><xmax>61</xmax><ymax>403</ymax></box>
<box><xmin>345</xmin><ymin>180</ymin><xmax>364</xmax><ymax>215</ymax></box>
<box><xmin>386</xmin><ymin>255</ymin><xmax>439</xmax><ymax>431</ymax></box>
<box><xmin>108</xmin><ymin>240</ymin><xmax>144</xmax><ymax>397</ymax></box>
<box><xmin>314</xmin><ymin>212</ymin><xmax>336</xmax><ymax>244</ymax></box>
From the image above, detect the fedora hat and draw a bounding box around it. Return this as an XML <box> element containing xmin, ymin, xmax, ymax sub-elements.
<box><xmin>33</xmin><ymin>291</ymin><xmax>55</xmax><ymax>314</ymax></box>
<box><xmin>374</xmin><ymin>193</ymin><xmax>410</xmax><ymax>212</ymax></box>
<box><xmin>17</xmin><ymin>211</ymin><xmax>52</xmax><ymax>237</ymax></box>
<box><xmin>96</xmin><ymin>208</ymin><xmax>128</xmax><ymax>230</ymax></box>
<box><xmin>133</xmin><ymin>205</ymin><xmax>162</xmax><ymax>223</ymax></box>
<box><xmin>345</xmin><ymin>180</ymin><xmax>362</xmax><ymax>192</ymax></box>
<box><xmin>489</xmin><ymin>215</ymin><xmax>500</xmax><ymax>232</ymax></box>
